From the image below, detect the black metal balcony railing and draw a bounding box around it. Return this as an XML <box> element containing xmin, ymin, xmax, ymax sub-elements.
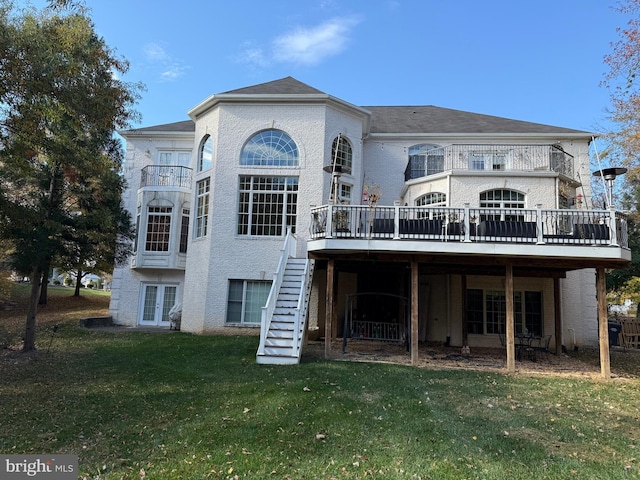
<box><xmin>310</xmin><ymin>204</ymin><xmax>628</xmax><ymax>249</ymax></box>
<box><xmin>404</xmin><ymin>144</ymin><xmax>574</xmax><ymax>181</ymax></box>
<box><xmin>140</xmin><ymin>165</ymin><xmax>193</xmax><ymax>189</ymax></box>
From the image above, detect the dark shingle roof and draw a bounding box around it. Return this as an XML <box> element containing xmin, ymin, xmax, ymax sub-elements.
<box><xmin>363</xmin><ymin>105</ymin><xmax>588</xmax><ymax>135</ymax></box>
<box><xmin>123</xmin><ymin>120</ymin><xmax>194</xmax><ymax>134</ymax></box>
<box><xmin>221</xmin><ymin>76</ymin><xmax>326</xmax><ymax>95</ymax></box>
<box><xmin>128</xmin><ymin>78</ymin><xmax>590</xmax><ymax>136</ymax></box>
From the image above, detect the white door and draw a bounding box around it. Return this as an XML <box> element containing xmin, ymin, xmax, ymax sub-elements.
<box><xmin>139</xmin><ymin>284</ymin><xmax>177</xmax><ymax>326</ymax></box>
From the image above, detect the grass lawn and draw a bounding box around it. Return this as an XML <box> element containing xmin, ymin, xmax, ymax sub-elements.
<box><xmin>1</xmin><ymin>284</ymin><xmax>640</xmax><ymax>479</ymax></box>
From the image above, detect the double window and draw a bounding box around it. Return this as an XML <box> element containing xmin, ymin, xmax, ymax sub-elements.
<box><xmin>469</xmin><ymin>151</ymin><xmax>507</xmax><ymax>171</ymax></box>
<box><xmin>407</xmin><ymin>144</ymin><xmax>444</xmax><ymax>179</ymax></box>
<box><xmin>238</xmin><ymin>176</ymin><xmax>298</xmax><ymax>236</ymax></box>
<box><xmin>467</xmin><ymin>289</ymin><xmax>543</xmax><ymax>336</ymax></box>
<box><xmin>226</xmin><ymin>280</ymin><xmax>272</xmax><ymax>325</ymax></box>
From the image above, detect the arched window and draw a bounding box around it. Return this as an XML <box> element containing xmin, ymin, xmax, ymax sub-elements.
<box><xmin>415</xmin><ymin>192</ymin><xmax>446</xmax><ymax>219</ymax></box>
<box><xmin>240</xmin><ymin>130</ymin><xmax>299</xmax><ymax>167</ymax></box>
<box><xmin>415</xmin><ymin>192</ymin><xmax>446</xmax><ymax>207</ymax></box>
<box><xmin>330</xmin><ymin>136</ymin><xmax>353</xmax><ymax>171</ymax></box>
<box><xmin>406</xmin><ymin>144</ymin><xmax>444</xmax><ymax>179</ymax></box>
<box><xmin>198</xmin><ymin>135</ymin><xmax>213</xmax><ymax>172</ymax></box>
<box><xmin>480</xmin><ymin>189</ymin><xmax>525</xmax><ymax>221</ymax></box>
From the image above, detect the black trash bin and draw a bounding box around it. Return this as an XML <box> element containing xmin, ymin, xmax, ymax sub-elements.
<box><xmin>608</xmin><ymin>322</ymin><xmax>622</xmax><ymax>347</ymax></box>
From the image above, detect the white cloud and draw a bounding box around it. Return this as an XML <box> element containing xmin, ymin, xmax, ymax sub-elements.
<box><xmin>142</xmin><ymin>42</ymin><xmax>188</xmax><ymax>82</ymax></box>
<box><xmin>237</xmin><ymin>44</ymin><xmax>270</xmax><ymax>68</ymax></box>
<box><xmin>272</xmin><ymin>16</ymin><xmax>361</xmax><ymax>66</ymax></box>
<box><xmin>161</xmin><ymin>65</ymin><xmax>189</xmax><ymax>81</ymax></box>
<box><xmin>237</xmin><ymin>16</ymin><xmax>361</xmax><ymax>68</ymax></box>
<box><xmin>143</xmin><ymin>43</ymin><xmax>169</xmax><ymax>62</ymax></box>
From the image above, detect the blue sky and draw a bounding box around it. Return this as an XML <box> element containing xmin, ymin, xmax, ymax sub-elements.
<box><xmin>28</xmin><ymin>0</ymin><xmax>631</xmax><ymax>133</ymax></box>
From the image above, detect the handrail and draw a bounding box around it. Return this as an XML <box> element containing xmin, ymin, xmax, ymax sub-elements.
<box><xmin>291</xmin><ymin>259</ymin><xmax>315</xmax><ymax>358</ymax></box>
<box><xmin>258</xmin><ymin>228</ymin><xmax>296</xmax><ymax>355</ymax></box>
<box><xmin>403</xmin><ymin>144</ymin><xmax>574</xmax><ymax>181</ymax></box>
<box><xmin>309</xmin><ymin>204</ymin><xmax>628</xmax><ymax>249</ymax></box>
<box><xmin>140</xmin><ymin>165</ymin><xmax>193</xmax><ymax>188</ymax></box>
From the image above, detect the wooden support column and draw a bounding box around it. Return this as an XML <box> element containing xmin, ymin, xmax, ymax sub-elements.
<box><xmin>461</xmin><ymin>275</ymin><xmax>468</xmax><ymax>346</ymax></box>
<box><xmin>505</xmin><ymin>263</ymin><xmax>516</xmax><ymax>373</ymax></box>
<box><xmin>596</xmin><ymin>267</ymin><xmax>611</xmax><ymax>379</ymax></box>
<box><xmin>411</xmin><ymin>261</ymin><xmax>419</xmax><ymax>365</ymax></box>
<box><xmin>554</xmin><ymin>278</ymin><xmax>562</xmax><ymax>354</ymax></box>
<box><xmin>325</xmin><ymin>259</ymin><xmax>335</xmax><ymax>359</ymax></box>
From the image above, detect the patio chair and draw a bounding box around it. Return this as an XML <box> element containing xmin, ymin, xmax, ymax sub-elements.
<box><xmin>527</xmin><ymin>335</ymin><xmax>552</xmax><ymax>361</ymax></box>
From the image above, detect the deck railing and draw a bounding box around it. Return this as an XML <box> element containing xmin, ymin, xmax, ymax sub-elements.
<box><xmin>310</xmin><ymin>204</ymin><xmax>628</xmax><ymax>248</ymax></box>
<box><xmin>140</xmin><ymin>165</ymin><xmax>193</xmax><ymax>189</ymax></box>
<box><xmin>404</xmin><ymin>144</ymin><xmax>574</xmax><ymax>181</ymax></box>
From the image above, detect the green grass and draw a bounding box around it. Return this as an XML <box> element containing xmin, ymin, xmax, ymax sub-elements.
<box><xmin>1</xmin><ymin>286</ymin><xmax>640</xmax><ymax>479</ymax></box>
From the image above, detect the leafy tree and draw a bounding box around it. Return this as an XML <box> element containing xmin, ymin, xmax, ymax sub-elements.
<box><xmin>0</xmin><ymin>0</ymin><xmax>141</xmax><ymax>351</ymax></box>
<box><xmin>58</xmin><ymin>137</ymin><xmax>135</xmax><ymax>297</ymax></box>
<box><xmin>600</xmin><ymin>0</ymin><xmax>640</xmax><ymax>294</ymax></box>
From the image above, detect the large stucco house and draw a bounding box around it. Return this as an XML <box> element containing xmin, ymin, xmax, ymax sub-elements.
<box><xmin>109</xmin><ymin>77</ymin><xmax>630</xmax><ymax>374</ymax></box>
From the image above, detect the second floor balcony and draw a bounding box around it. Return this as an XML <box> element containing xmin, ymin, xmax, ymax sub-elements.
<box><xmin>404</xmin><ymin>144</ymin><xmax>574</xmax><ymax>182</ymax></box>
<box><xmin>140</xmin><ymin>165</ymin><xmax>193</xmax><ymax>190</ymax></box>
<box><xmin>308</xmin><ymin>204</ymin><xmax>630</xmax><ymax>266</ymax></box>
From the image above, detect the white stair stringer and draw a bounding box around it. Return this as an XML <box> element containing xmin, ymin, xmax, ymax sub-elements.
<box><xmin>256</xmin><ymin>231</ymin><xmax>315</xmax><ymax>365</ymax></box>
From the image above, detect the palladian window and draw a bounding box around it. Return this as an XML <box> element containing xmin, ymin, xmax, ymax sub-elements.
<box><xmin>240</xmin><ymin>130</ymin><xmax>298</xmax><ymax>167</ymax></box>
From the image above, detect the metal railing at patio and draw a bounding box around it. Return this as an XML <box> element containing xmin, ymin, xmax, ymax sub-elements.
<box><xmin>404</xmin><ymin>144</ymin><xmax>574</xmax><ymax>181</ymax></box>
<box><xmin>140</xmin><ymin>165</ymin><xmax>193</xmax><ymax>189</ymax></box>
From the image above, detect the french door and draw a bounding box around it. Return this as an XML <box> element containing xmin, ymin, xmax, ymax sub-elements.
<box><xmin>139</xmin><ymin>284</ymin><xmax>177</xmax><ymax>326</ymax></box>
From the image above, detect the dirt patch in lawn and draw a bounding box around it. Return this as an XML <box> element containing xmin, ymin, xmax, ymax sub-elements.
<box><xmin>302</xmin><ymin>339</ymin><xmax>636</xmax><ymax>380</ymax></box>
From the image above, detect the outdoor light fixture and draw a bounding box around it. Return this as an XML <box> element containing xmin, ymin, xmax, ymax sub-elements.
<box><xmin>592</xmin><ymin>167</ymin><xmax>627</xmax><ymax>209</ymax></box>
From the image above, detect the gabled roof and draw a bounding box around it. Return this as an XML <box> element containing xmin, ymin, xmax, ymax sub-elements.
<box><xmin>364</xmin><ymin>105</ymin><xmax>589</xmax><ymax>135</ymax></box>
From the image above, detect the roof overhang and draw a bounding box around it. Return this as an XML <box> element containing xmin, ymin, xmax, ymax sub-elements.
<box><xmin>188</xmin><ymin>93</ymin><xmax>371</xmax><ymax>127</ymax></box>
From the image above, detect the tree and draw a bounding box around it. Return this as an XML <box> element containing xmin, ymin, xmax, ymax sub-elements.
<box><xmin>57</xmin><ymin>137</ymin><xmax>135</xmax><ymax>297</ymax></box>
<box><xmin>0</xmin><ymin>1</ymin><xmax>141</xmax><ymax>351</ymax></box>
<box><xmin>600</xmin><ymin>0</ymin><xmax>640</xmax><ymax>292</ymax></box>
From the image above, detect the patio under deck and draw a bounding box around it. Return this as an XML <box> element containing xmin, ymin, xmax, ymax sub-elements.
<box><xmin>307</xmin><ymin>205</ymin><xmax>631</xmax><ymax>379</ymax></box>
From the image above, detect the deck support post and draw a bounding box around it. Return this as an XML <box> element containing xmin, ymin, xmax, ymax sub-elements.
<box><xmin>554</xmin><ymin>278</ymin><xmax>562</xmax><ymax>354</ymax></box>
<box><xmin>325</xmin><ymin>259</ymin><xmax>335</xmax><ymax>359</ymax></box>
<box><xmin>410</xmin><ymin>261</ymin><xmax>419</xmax><ymax>365</ymax></box>
<box><xmin>505</xmin><ymin>263</ymin><xmax>516</xmax><ymax>373</ymax></box>
<box><xmin>596</xmin><ymin>267</ymin><xmax>611</xmax><ymax>379</ymax></box>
